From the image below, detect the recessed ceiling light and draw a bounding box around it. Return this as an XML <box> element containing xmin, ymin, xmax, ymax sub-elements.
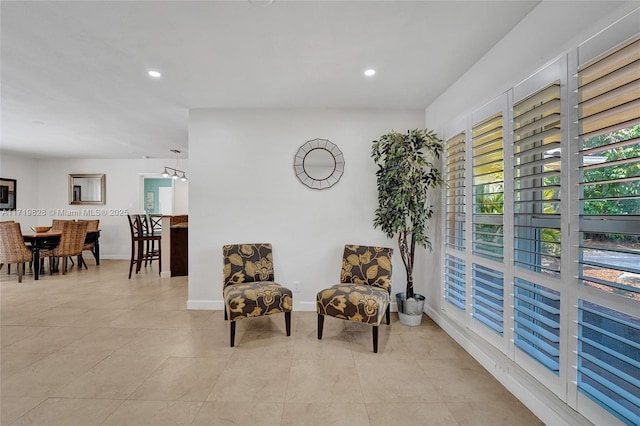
<box><xmin>148</xmin><ymin>70</ymin><xmax>162</xmax><ymax>78</ymax></box>
<box><xmin>364</xmin><ymin>69</ymin><xmax>376</xmax><ymax>77</ymax></box>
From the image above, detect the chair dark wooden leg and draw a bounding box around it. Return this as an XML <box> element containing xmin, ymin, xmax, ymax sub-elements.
<box><xmin>157</xmin><ymin>242</ymin><xmax>161</xmax><ymax>276</ymax></box>
<box><xmin>224</xmin><ymin>308</ymin><xmax>228</xmax><ymax>321</ymax></box>
<box><xmin>372</xmin><ymin>326</ymin><xmax>379</xmax><ymax>353</ymax></box>
<box><xmin>285</xmin><ymin>311</ymin><xmax>291</xmax><ymax>336</ymax></box>
<box><xmin>317</xmin><ymin>314</ymin><xmax>324</xmax><ymax>340</ymax></box>
<box><xmin>230</xmin><ymin>321</ymin><xmax>236</xmax><ymax>347</ymax></box>
<box><xmin>136</xmin><ymin>240</ymin><xmax>144</xmax><ymax>273</ymax></box>
<box><xmin>145</xmin><ymin>240</ymin><xmax>150</xmax><ymax>267</ymax></box>
<box><xmin>18</xmin><ymin>263</ymin><xmax>23</xmax><ymax>283</ymax></box>
<box><xmin>128</xmin><ymin>242</ymin><xmax>135</xmax><ymax>279</ymax></box>
<box><xmin>129</xmin><ymin>248</ymin><xmax>134</xmax><ymax>279</ymax></box>
<box><xmin>386</xmin><ymin>305</ymin><xmax>391</xmax><ymax>325</ymax></box>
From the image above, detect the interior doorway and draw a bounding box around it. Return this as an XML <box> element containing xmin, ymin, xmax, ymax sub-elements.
<box><xmin>140</xmin><ymin>175</ymin><xmax>188</xmax><ymax>215</ymax></box>
<box><xmin>143</xmin><ymin>177</ymin><xmax>173</xmax><ymax>215</ymax></box>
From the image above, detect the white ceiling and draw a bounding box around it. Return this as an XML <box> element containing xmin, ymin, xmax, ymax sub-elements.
<box><xmin>1</xmin><ymin>0</ymin><xmax>541</xmax><ymax>160</ymax></box>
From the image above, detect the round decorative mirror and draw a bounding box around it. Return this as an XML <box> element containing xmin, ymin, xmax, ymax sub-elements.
<box><xmin>294</xmin><ymin>138</ymin><xmax>345</xmax><ymax>190</ymax></box>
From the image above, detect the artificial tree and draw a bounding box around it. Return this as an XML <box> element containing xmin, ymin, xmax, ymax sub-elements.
<box><xmin>371</xmin><ymin>128</ymin><xmax>443</xmax><ymax>300</ymax></box>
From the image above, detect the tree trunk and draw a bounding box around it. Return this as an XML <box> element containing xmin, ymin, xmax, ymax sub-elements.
<box><xmin>399</xmin><ymin>232</ymin><xmax>415</xmax><ymax>299</ymax></box>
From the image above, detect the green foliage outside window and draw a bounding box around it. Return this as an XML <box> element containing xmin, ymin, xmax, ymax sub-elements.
<box><xmin>582</xmin><ymin>125</ymin><xmax>640</xmax><ymax>216</ymax></box>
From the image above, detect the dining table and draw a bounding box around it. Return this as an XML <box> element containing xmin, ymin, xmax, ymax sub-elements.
<box><xmin>22</xmin><ymin>230</ymin><xmax>101</xmax><ymax>280</ymax></box>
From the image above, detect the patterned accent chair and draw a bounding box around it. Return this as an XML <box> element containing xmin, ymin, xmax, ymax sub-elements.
<box><xmin>316</xmin><ymin>244</ymin><xmax>393</xmax><ymax>353</ymax></box>
<box><xmin>223</xmin><ymin>243</ymin><xmax>293</xmax><ymax>347</ymax></box>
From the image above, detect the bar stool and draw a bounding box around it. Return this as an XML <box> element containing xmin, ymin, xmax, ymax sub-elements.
<box><xmin>127</xmin><ymin>214</ymin><xmax>161</xmax><ymax>279</ymax></box>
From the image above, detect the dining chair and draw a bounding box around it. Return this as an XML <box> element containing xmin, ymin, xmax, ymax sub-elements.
<box><xmin>316</xmin><ymin>244</ymin><xmax>393</xmax><ymax>353</ymax></box>
<box><xmin>223</xmin><ymin>243</ymin><xmax>292</xmax><ymax>347</ymax></box>
<box><xmin>50</xmin><ymin>219</ymin><xmax>80</xmax><ymax>269</ymax></box>
<box><xmin>77</xmin><ymin>219</ymin><xmax>99</xmax><ymax>268</ymax></box>
<box><xmin>1</xmin><ymin>220</ymin><xmax>18</xmax><ymax>274</ymax></box>
<box><xmin>0</xmin><ymin>222</ymin><xmax>33</xmax><ymax>283</ymax></box>
<box><xmin>39</xmin><ymin>220</ymin><xmax>88</xmax><ymax>275</ymax></box>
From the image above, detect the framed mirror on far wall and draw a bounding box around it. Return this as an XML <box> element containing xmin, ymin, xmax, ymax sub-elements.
<box><xmin>69</xmin><ymin>174</ymin><xmax>106</xmax><ymax>205</ymax></box>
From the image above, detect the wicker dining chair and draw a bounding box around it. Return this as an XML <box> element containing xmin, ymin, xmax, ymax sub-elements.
<box><xmin>78</xmin><ymin>219</ymin><xmax>99</xmax><ymax>268</ymax></box>
<box><xmin>50</xmin><ymin>219</ymin><xmax>83</xmax><ymax>269</ymax></box>
<box><xmin>40</xmin><ymin>220</ymin><xmax>88</xmax><ymax>275</ymax></box>
<box><xmin>0</xmin><ymin>222</ymin><xmax>33</xmax><ymax>283</ymax></box>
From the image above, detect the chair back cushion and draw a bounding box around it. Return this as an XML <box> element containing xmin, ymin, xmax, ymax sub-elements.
<box><xmin>223</xmin><ymin>243</ymin><xmax>274</xmax><ymax>287</ymax></box>
<box><xmin>341</xmin><ymin>245</ymin><xmax>393</xmax><ymax>290</ymax></box>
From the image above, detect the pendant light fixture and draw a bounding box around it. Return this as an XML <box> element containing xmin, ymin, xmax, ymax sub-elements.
<box><xmin>162</xmin><ymin>149</ymin><xmax>187</xmax><ymax>181</ymax></box>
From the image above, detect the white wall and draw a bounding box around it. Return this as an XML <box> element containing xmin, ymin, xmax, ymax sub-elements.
<box><xmin>35</xmin><ymin>158</ymin><xmax>187</xmax><ymax>259</ymax></box>
<box><xmin>0</xmin><ymin>152</ymin><xmax>40</xmax><ymax>231</ymax></box>
<box><xmin>173</xmin><ymin>178</ymin><xmax>188</xmax><ymax>215</ymax></box>
<box><xmin>187</xmin><ymin>108</ymin><xmax>425</xmax><ymax>310</ymax></box>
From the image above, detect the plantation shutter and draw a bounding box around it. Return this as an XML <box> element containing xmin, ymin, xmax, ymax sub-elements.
<box><xmin>472</xmin><ymin>263</ymin><xmax>504</xmax><ymax>335</ymax></box>
<box><xmin>472</xmin><ymin>114</ymin><xmax>504</xmax><ymax>262</ymax></box>
<box><xmin>514</xmin><ymin>278</ymin><xmax>560</xmax><ymax>374</ymax></box>
<box><xmin>445</xmin><ymin>254</ymin><xmax>466</xmax><ymax>311</ymax></box>
<box><xmin>577</xmin><ymin>34</ymin><xmax>640</xmax><ymax>425</ymax></box>
<box><xmin>577</xmin><ymin>301</ymin><xmax>640</xmax><ymax>425</ymax></box>
<box><xmin>513</xmin><ymin>82</ymin><xmax>562</xmax><ymax>276</ymax></box>
<box><xmin>577</xmin><ymin>35</ymin><xmax>640</xmax><ymax>297</ymax></box>
<box><xmin>446</xmin><ymin>132</ymin><xmax>466</xmax><ymax>251</ymax></box>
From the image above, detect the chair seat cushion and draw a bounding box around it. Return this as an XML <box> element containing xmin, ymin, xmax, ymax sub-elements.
<box><xmin>316</xmin><ymin>284</ymin><xmax>390</xmax><ymax>325</ymax></box>
<box><xmin>224</xmin><ymin>281</ymin><xmax>292</xmax><ymax>321</ymax></box>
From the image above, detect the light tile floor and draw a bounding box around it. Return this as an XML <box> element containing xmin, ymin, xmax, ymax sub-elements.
<box><xmin>1</xmin><ymin>259</ymin><xmax>543</xmax><ymax>425</ymax></box>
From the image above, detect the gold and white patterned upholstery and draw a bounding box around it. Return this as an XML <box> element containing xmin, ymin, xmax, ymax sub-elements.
<box><xmin>223</xmin><ymin>243</ymin><xmax>292</xmax><ymax>347</ymax></box>
<box><xmin>316</xmin><ymin>244</ymin><xmax>393</xmax><ymax>353</ymax></box>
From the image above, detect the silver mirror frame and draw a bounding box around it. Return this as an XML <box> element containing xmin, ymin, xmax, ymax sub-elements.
<box><xmin>69</xmin><ymin>173</ymin><xmax>106</xmax><ymax>205</ymax></box>
<box><xmin>294</xmin><ymin>138</ymin><xmax>345</xmax><ymax>190</ymax></box>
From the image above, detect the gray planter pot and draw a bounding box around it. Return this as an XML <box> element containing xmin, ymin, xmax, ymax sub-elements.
<box><xmin>396</xmin><ymin>292</ymin><xmax>425</xmax><ymax>326</ymax></box>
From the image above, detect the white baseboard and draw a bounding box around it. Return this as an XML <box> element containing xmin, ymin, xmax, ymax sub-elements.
<box><xmin>187</xmin><ymin>299</ymin><xmax>223</xmax><ymax>310</ymax></box>
<box><xmin>160</xmin><ymin>271</ymin><xmax>171</xmax><ymax>278</ymax></box>
<box><xmin>293</xmin><ymin>301</ymin><xmax>316</xmax><ymax>311</ymax></box>
<box><xmin>98</xmin><ymin>255</ymin><xmax>129</xmax><ymax>260</ymax></box>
